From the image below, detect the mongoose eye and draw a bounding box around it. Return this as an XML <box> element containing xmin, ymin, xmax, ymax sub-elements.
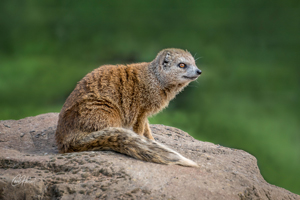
<box><xmin>178</xmin><ymin>63</ymin><xmax>186</xmax><ymax>68</ymax></box>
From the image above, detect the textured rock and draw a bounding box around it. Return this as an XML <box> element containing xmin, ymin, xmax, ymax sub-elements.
<box><xmin>0</xmin><ymin>113</ymin><xmax>299</xmax><ymax>200</ymax></box>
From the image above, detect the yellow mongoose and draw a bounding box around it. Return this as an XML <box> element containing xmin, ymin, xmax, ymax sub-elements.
<box><xmin>55</xmin><ymin>48</ymin><xmax>202</xmax><ymax>167</ymax></box>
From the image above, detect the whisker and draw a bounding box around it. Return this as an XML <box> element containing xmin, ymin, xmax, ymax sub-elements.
<box><xmin>187</xmin><ymin>84</ymin><xmax>199</xmax><ymax>88</ymax></box>
<box><xmin>195</xmin><ymin>57</ymin><xmax>202</xmax><ymax>61</ymax></box>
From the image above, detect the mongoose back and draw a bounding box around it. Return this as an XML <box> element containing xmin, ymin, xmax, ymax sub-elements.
<box><xmin>55</xmin><ymin>48</ymin><xmax>202</xmax><ymax>167</ymax></box>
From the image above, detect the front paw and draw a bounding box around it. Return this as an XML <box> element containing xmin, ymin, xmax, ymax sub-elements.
<box><xmin>144</xmin><ymin>133</ymin><xmax>154</xmax><ymax>140</ymax></box>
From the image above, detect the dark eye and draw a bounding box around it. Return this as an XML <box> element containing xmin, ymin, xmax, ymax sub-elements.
<box><xmin>178</xmin><ymin>63</ymin><xmax>186</xmax><ymax>68</ymax></box>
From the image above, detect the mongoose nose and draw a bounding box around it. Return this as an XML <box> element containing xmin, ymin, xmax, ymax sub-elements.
<box><xmin>196</xmin><ymin>69</ymin><xmax>202</xmax><ymax>75</ymax></box>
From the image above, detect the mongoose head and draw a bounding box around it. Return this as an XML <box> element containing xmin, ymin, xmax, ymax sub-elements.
<box><xmin>151</xmin><ymin>48</ymin><xmax>201</xmax><ymax>87</ymax></box>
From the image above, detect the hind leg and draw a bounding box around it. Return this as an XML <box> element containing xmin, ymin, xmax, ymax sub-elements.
<box><xmin>68</xmin><ymin>108</ymin><xmax>122</xmax><ymax>152</ymax></box>
<box><xmin>77</xmin><ymin>104</ymin><xmax>122</xmax><ymax>132</ymax></box>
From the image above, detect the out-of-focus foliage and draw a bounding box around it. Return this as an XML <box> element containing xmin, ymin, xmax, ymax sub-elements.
<box><xmin>0</xmin><ymin>0</ymin><xmax>299</xmax><ymax>194</ymax></box>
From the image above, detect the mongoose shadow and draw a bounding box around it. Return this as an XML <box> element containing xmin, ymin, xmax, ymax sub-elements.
<box><xmin>55</xmin><ymin>48</ymin><xmax>202</xmax><ymax>167</ymax></box>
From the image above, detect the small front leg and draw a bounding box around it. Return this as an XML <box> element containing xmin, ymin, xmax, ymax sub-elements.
<box><xmin>143</xmin><ymin>120</ymin><xmax>154</xmax><ymax>140</ymax></box>
<box><xmin>133</xmin><ymin>118</ymin><xmax>154</xmax><ymax>140</ymax></box>
<box><xmin>133</xmin><ymin>119</ymin><xmax>145</xmax><ymax>136</ymax></box>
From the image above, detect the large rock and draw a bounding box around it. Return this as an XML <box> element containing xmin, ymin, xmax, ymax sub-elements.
<box><xmin>0</xmin><ymin>113</ymin><xmax>299</xmax><ymax>200</ymax></box>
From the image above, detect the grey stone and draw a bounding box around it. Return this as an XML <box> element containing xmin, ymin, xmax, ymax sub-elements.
<box><xmin>0</xmin><ymin>113</ymin><xmax>299</xmax><ymax>200</ymax></box>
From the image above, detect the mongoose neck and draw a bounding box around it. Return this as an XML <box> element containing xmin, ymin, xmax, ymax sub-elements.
<box><xmin>148</xmin><ymin>62</ymin><xmax>167</xmax><ymax>89</ymax></box>
<box><xmin>147</xmin><ymin>62</ymin><xmax>185</xmax><ymax>101</ymax></box>
<box><xmin>147</xmin><ymin>62</ymin><xmax>164</xmax><ymax>86</ymax></box>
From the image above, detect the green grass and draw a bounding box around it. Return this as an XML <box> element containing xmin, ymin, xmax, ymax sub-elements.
<box><xmin>0</xmin><ymin>56</ymin><xmax>96</xmax><ymax>119</ymax></box>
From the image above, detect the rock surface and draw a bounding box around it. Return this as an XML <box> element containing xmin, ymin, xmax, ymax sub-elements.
<box><xmin>0</xmin><ymin>113</ymin><xmax>299</xmax><ymax>200</ymax></box>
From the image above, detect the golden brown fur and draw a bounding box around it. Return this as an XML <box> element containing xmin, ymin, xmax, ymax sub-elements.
<box><xmin>55</xmin><ymin>48</ymin><xmax>201</xmax><ymax>167</ymax></box>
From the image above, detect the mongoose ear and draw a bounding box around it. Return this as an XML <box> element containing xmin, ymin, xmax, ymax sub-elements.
<box><xmin>162</xmin><ymin>52</ymin><xmax>171</xmax><ymax>67</ymax></box>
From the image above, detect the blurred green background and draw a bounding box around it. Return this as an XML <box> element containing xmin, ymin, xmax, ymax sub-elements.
<box><xmin>0</xmin><ymin>0</ymin><xmax>299</xmax><ymax>194</ymax></box>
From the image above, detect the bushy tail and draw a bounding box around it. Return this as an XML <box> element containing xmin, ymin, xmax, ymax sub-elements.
<box><xmin>72</xmin><ymin>127</ymin><xmax>198</xmax><ymax>167</ymax></box>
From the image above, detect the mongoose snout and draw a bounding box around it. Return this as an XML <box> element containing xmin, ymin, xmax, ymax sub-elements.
<box><xmin>182</xmin><ymin>68</ymin><xmax>201</xmax><ymax>80</ymax></box>
<box><xmin>180</xmin><ymin>63</ymin><xmax>201</xmax><ymax>81</ymax></box>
